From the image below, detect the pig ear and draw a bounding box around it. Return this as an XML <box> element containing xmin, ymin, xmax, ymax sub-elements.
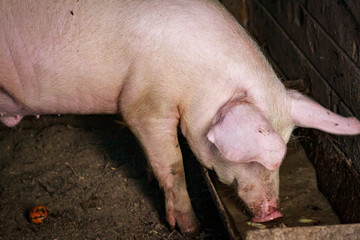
<box><xmin>207</xmin><ymin>104</ymin><xmax>286</xmax><ymax>170</ymax></box>
<box><xmin>288</xmin><ymin>90</ymin><xmax>360</xmax><ymax>135</ymax></box>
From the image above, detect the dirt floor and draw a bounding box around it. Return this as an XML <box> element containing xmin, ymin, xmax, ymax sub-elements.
<box><xmin>0</xmin><ymin>115</ymin><xmax>228</xmax><ymax>240</ymax></box>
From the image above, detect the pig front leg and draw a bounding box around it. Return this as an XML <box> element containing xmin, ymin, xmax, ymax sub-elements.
<box><xmin>126</xmin><ymin>115</ymin><xmax>200</xmax><ymax>235</ymax></box>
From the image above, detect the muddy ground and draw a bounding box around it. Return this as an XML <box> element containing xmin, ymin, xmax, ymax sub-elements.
<box><xmin>0</xmin><ymin>115</ymin><xmax>228</xmax><ymax>240</ymax></box>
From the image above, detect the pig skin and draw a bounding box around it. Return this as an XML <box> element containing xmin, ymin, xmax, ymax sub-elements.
<box><xmin>1</xmin><ymin>0</ymin><xmax>360</xmax><ymax>235</ymax></box>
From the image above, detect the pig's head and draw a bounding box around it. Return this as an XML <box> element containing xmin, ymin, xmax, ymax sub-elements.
<box><xmin>207</xmin><ymin>100</ymin><xmax>286</xmax><ymax>222</ymax></box>
<box><xmin>207</xmin><ymin>90</ymin><xmax>360</xmax><ymax>222</ymax></box>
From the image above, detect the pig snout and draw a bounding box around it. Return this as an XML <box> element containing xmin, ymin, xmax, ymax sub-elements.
<box><xmin>248</xmin><ymin>199</ymin><xmax>283</xmax><ymax>222</ymax></box>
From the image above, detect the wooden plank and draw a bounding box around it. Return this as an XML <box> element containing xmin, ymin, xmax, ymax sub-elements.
<box><xmin>299</xmin><ymin>128</ymin><xmax>360</xmax><ymax>223</ymax></box>
<box><xmin>201</xmin><ymin>168</ymin><xmax>241</xmax><ymax>240</ymax></box>
<box><xmin>246</xmin><ymin>224</ymin><xmax>360</xmax><ymax>240</ymax></box>
<box><xmin>257</xmin><ymin>0</ymin><xmax>360</xmax><ymax>118</ymax></box>
<box><xmin>246</xmin><ymin>0</ymin><xmax>332</xmax><ymax>107</ymax></box>
<box><xmin>298</xmin><ymin>0</ymin><xmax>360</xmax><ymax>65</ymax></box>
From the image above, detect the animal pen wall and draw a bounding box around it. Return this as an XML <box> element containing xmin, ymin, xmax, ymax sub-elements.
<box><xmin>221</xmin><ymin>0</ymin><xmax>360</xmax><ymax>223</ymax></box>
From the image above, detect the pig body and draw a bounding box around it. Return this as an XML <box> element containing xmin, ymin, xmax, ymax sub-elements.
<box><xmin>1</xmin><ymin>0</ymin><xmax>360</xmax><ymax>235</ymax></box>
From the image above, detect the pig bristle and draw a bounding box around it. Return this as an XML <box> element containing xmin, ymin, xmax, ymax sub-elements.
<box><xmin>114</xmin><ymin>119</ymin><xmax>128</xmax><ymax>127</ymax></box>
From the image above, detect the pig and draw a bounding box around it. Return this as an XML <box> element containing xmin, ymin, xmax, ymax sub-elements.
<box><xmin>1</xmin><ymin>0</ymin><xmax>360</xmax><ymax>235</ymax></box>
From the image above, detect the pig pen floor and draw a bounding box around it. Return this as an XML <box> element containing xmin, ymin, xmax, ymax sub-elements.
<box><xmin>0</xmin><ymin>115</ymin><xmax>228</xmax><ymax>240</ymax></box>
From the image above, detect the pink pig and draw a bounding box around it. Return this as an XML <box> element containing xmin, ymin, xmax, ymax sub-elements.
<box><xmin>1</xmin><ymin>0</ymin><xmax>359</xmax><ymax>235</ymax></box>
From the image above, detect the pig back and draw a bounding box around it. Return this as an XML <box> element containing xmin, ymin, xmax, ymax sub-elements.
<box><xmin>0</xmin><ymin>0</ymin><xmax>241</xmax><ymax>116</ymax></box>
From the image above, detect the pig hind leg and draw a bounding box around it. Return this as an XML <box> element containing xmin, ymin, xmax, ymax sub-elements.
<box><xmin>126</xmin><ymin>116</ymin><xmax>200</xmax><ymax>235</ymax></box>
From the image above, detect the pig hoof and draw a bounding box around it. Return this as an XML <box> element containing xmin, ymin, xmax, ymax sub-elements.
<box><xmin>178</xmin><ymin>225</ymin><xmax>200</xmax><ymax>237</ymax></box>
<box><xmin>168</xmin><ymin>211</ymin><xmax>200</xmax><ymax>236</ymax></box>
<box><xmin>177</xmin><ymin>216</ymin><xmax>200</xmax><ymax>236</ymax></box>
<box><xmin>252</xmin><ymin>211</ymin><xmax>283</xmax><ymax>222</ymax></box>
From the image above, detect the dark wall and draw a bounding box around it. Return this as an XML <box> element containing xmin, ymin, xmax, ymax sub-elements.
<box><xmin>222</xmin><ymin>0</ymin><xmax>360</xmax><ymax>223</ymax></box>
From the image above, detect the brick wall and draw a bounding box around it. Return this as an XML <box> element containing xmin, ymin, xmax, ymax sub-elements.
<box><xmin>221</xmin><ymin>0</ymin><xmax>360</xmax><ymax>223</ymax></box>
